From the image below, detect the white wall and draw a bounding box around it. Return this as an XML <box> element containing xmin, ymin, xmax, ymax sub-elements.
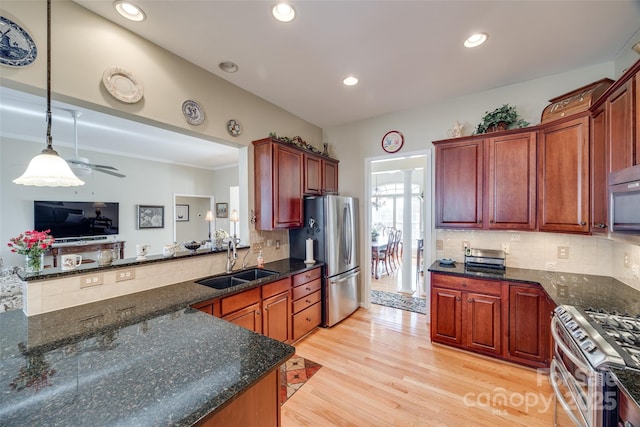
<box><xmin>324</xmin><ymin>61</ymin><xmax>640</xmax><ymax>294</ymax></box>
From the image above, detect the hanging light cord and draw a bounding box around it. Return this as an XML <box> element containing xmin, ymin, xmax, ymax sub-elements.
<box><xmin>44</xmin><ymin>0</ymin><xmax>56</xmax><ymax>155</ymax></box>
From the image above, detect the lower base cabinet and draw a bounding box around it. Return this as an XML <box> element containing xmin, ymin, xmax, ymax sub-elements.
<box><xmin>195</xmin><ymin>368</ymin><xmax>280</xmax><ymax>427</ymax></box>
<box><xmin>192</xmin><ymin>267</ymin><xmax>322</xmax><ymax>345</ymax></box>
<box><xmin>430</xmin><ymin>272</ymin><xmax>552</xmax><ymax>368</ymax></box>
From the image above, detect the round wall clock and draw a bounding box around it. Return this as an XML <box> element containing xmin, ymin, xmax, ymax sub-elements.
<box><xmin>227</xmin><ymin>119</ymin><xmax>242</xmax><ymax>137</ymax></box>
<box><xmin>381</xmin><ymin>130</ymin><xmax>404</xmax><ymax>153</ymax></box>
<box><xmin>0</xmin><ymin>16</ymin><xmax>37</xmax><ymax>67</ymax></box>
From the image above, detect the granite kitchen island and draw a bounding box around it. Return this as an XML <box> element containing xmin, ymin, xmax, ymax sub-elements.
<box><xmin>0</xmin><ymin>259</ymin><xmax>307</xmax><ymax>426</ymax></box>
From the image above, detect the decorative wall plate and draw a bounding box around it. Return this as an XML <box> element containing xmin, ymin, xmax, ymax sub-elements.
<box><xmin>102</xmin><ymin>66</ymin><xmax>143</xmax><ymax>103</ymax></box>
<box><xmin>226</xmin><ymin>119</ymin><xmax>242</xmax><ymax>136</ymax></box>
<box><xmin>0</xmin><ymin>16</ymin><xmax>37</xmax><ymax>67</ymax></box>
<box><xmin>182</xmin><ymin>100</ymin><xmax>205</xmax><ymax>125</ymax></box>
<box><xmin>381</xmin><ymin>130</ymin><xmax>404</xmax><ymax>153</ymax></box>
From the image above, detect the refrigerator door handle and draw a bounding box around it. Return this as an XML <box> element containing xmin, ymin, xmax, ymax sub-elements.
<box><xmin>330</xmin><ymin>268</ymin><xmax>361</xmax><ymax>284</ymax></box>
<box><xmin>342</xmin><ymin>203</ymin><xmax>353</xmax><ymax>264</ymax></box>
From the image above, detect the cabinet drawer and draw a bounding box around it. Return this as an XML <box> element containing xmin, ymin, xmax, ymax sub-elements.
<box><xmin>292</xmin><ymin>278</ymin><xmax>321</xmax><ymax>300</ymax></box>
<box><xmin>292</xmin><ymin>268</ymin><xmax>321</xmax><ymax>287</ymax></box>
<box><xmin>262</xmin><ymin>277</ymin><xmax>291</xmax><ymax>299</ymax></box>
<box><xmin>292</xmin><ymin>302</ymin><xmax>321</xmax><ymax>341</ymax></box>
<box><xmin>220</xmin><ymin>287</ymin><xmax>261</xmax><ymax>316</ymax></box>
<box><xmin>292</xmin><ymin>290</ymin><xmax>321</xmax><ymax>314</ymax></box>
<box><xmin>431</xmin><ymin>273</ymin><xmax>501</xmax><ymax>296</ymax></box>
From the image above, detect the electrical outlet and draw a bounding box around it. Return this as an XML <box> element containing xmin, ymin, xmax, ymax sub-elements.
<box><xmin>625</xmin><ymin>253</ymin><xmax>631</xmax><ymax>268</ymax></box>
<box><xmin>546</xmin><ymin>262</ymin><xmax>556</xmax><ymax>271</ymax></box>
<box><xmin>557</xmin><ymin>246</ymin><xmax>569</xmax><ymax>259</ymax></box>
<box><xmin>116</xmin><ymin>269</ymin><xmax>135</xmax><ymax>282</ymax></box>
<box><xmin>501</xmin><ymin>242</ymin><xmax>510</xmax><ymax>254</ymax></box>
<box><xmin>510</xmin><ymin>233</ymin><xmax>521</xmax><ymax>241</ymax></box>
<box><xmin>252</xmin><ymin>241</ymin><xmax>264</xmax><ymax>253</ymax></box>
<box><xmin>80</xmin><ymin>273</ymin><xmax>103</xmax><ymax>288</ymax></box>
<box><xmin>275</xmin><ymin>240</ymin><xmax>281</xmax><ymax>250</ymax></box>
<box><xmin>266</xmin><ymin>239</ymin><xmax>274</xmax><ymax>247</ymax></box>
<box><xmin>436</xmin><ymin>239</ymin><xmax>444</xmax><ymax>250</ymax></box>
<box><xmin>462</xmin><ymin>241</ymin><xmax>470</xmax><ymax>251</ymax></box>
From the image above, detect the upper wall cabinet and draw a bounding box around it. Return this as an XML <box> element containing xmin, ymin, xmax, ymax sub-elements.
<box><xmin>253</xmin><ymin>138</ymin><xmax>304</xmax><ymax>230</ymax></box>
<box><xmin>434</xmin><ymin>130</ymin><xmax>536</xmax><ymax>231</ymax></box>
<box><xmin>253</xmin><ymin>137</ymin><xmax>339</xmax><ymax>230</ymax></box>
<box><xmin>537</xmin><ymin>115</ymin><xmax>590</xmax><ymax>234</ymax></box>
<box><xmin>590</xmin><ymin>105</ymin><xmax>608</xmax><ymax>233</ymax></box>
<box><xmin>303</xmin><ymin>153</ymin><xmax>339</xmax><ymax>195</ymax></box>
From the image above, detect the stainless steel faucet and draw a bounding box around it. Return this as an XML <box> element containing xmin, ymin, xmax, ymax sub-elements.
<box><xmin>226</xmin><ymin>239</ymin><xmax>238</xmax><ymax>273</ymax></box>
<box><xmin>242</xmin><ymin>249</ymin><xmax>252</xmax><ymax>269</ymax></box>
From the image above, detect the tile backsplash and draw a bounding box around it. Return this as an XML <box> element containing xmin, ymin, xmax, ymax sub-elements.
<box><xmin>436</xmin><ymin>230</ymin><xmax>640</xmax><ymax>290</ymax></box>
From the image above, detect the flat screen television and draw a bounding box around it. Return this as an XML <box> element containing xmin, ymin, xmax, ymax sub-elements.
<box><xmin>34</xmin><ymin>201</ymin><xmax>119</xmax><ymax>241</ymax></box>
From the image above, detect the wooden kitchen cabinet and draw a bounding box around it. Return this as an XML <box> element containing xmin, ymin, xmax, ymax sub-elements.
<box><xmin>606</xmin><ymin>78</ymin><xmax>635</xmax><ymax>174</ymax></box>
<box><xmin>590</xmin><ymin>104</ymin><xmax>609</xmax><ymax>232</ymax></box>
<box><xmin>262</xmin><ymin>278</ymin><xmax>292</xmax><ymax>343</ymax></box>
<box><xmin>537</xmin><ymin>115</ymin><xmax>590</xmax><ymax>233</ymax></box>
<box><xmin>431</xmin><ymin>273</ymin><xmax>553</xmax><ymax>368</ymax></box>
<box><xmin>291</xmin><ymin>268</ymin><xmax>322</xmax><ymax>341</ymax></box>
<box><xmin>434</xmin><ymin>131</ymin><xmax>536</xmax><ymax>231</ymax></box>
<box><xmin>430</xmin><ymin>273</ymin><xmax>501</xmax><ymax>356</ymax></box>
<box><xmin>253</xmin><ymin>138</ymin><xmax>304</xmax><ymax>230</ymax></box>
<box><xmin>304</xmin><ymin>154</ymin><xmax>339</xmax><ymax>195</ymax></box>
<box><xmin>636</xmin><ymin>71</ymin><xmax>640</xmax><ymax>166</ymax></box>
<box><xmin>505</xmin><ymin>283</ymin><xmax>552</xmax><ymax>368</ymax></box>
<box><xmin>223</xmin><ymin>302</ymin><xmax>262</xmax><ymax>333</ymax></box>
<box><xmin>486</xmin><ymin>131</ymin><xmax>537</xmax><ymax>230</ymax></box>
<box><xmin>434</xmin><ymin>137</ymin><xmax>484</xmax><ymax>228</ymax></box>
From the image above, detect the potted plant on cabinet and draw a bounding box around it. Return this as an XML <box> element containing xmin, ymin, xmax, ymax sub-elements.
<box><xmin>474</xmin><ymin>104</ymin><xmax>530</xmax><ymax>134</ymax></box>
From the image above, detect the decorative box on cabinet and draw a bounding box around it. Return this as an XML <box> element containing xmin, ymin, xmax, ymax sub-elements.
<box><xmin>291</xmin><ymin>268</ymin><xmax>322</xmax><ymax>341</ymax></box>
<box><xmin>537</xmin><ymin>115</ymin><xmax>590</xmax><ymax>234</ymax></box>
<box><xmin>430</xmin><ymin>273</ymin><xmax>502</xmax><ymax>357</ymax></box>
<box><xmin>540</xmin><ymin>78</ymin><xmax>613</xmax><ymax>123</ymax></box>
<box><xmin>253</xmin><ymin>138</ymin><xmax>304</xmax><ymax>230</ymax></box>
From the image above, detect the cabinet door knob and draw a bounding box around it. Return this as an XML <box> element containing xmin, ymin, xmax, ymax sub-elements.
<box><xmin>455</xmin><ymin>296</ymin><xmax>461</xmax><ymax>301</ymax></box>
<box><xmin>305</xmin><ymin>286</ymin><xmax>311</xmax><ymax>291</ymax></box>
<box><xmin>257</xmin><ymin>310</ymin><xmax>261</xmax><ymax>315</ymax></box>
<box><xmin>306</xmin><ymin>299</ymin><xmax>311</xmax><ymax>303</ymax></box>
<box><xmin>461</xmin><ymin>283</ymin><xmax>467</xmax><ymax>287</ymax></box>
<box><xmin>467</xmin><ymin>298</ymin><xmax>473</xmax><ymax>303</ymax></box>
<box><xmin>490</xmin><ymin>220</ymin><xmax>494</xmax><ymax>224</ymax></box>
<box><xmin>580</xmin><ymin>222</ymin><xmax>586</xmax><ymax>226</ymax></box>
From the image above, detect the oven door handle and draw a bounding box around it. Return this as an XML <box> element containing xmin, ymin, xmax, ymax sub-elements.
<box><xmin>550</xmin><ymin>317</ymin><xmax>592</xmax><ymax>373</ymax></box>
<box><xmin>549</xmin><ymin>359</ymin><xmax>589</xmax><ymax>427</ymax></box>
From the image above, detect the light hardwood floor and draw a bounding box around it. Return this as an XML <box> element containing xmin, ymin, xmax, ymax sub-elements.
<box><xmin>282</xmin><ymin>305</ymin><xmax>570</xmax><ymax>426</ymax></box>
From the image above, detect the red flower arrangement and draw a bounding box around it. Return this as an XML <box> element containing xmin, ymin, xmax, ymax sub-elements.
<box><xmin>8</xmin><ymin>230</ymin><xmax>55</xmax><ymax>257</ymax></box>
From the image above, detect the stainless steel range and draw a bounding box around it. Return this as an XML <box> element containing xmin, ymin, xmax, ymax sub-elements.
<box><xmin>551</xmin><ymin>305</ymin><xmax>640</xmax><ymax>427</ymax></box>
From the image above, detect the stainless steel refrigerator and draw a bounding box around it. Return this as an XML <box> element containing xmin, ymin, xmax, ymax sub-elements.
<box><xmin>290</xmin><ymin>195</ymin><xmax>360</xmax><ymax>327</ymax></box>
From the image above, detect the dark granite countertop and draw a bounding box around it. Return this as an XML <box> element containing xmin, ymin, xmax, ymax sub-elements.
<box><xmin>0</xmin><ymin>258</ymin><xmax>319</xmax><ymax>426</ymax></box>
<box><xmin>428</xmin><ymin>261</ymin><xmax>640</xmax><ymax>407</ymax></box>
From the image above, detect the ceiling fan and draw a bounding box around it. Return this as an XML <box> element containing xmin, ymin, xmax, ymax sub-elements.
<box><xmin>65</xmin><ymin>110</ymin><xmax>126</xmax><ymax>178</ymax></box>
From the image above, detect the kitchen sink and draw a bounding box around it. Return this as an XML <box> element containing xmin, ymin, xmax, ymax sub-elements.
<box><xmin>196</xmin><ymin>269</ymin><xmax>278</xmax><ymax>290</ymax></box>
<box><xmin>230</xmin><ymin>269</ymin><xmax>278</xmax><ymax>281</ymax></box>
<box><xmin>196</xmin><ymin>276</ymin><xmax>250</xmax><ymax>290</ymax></box>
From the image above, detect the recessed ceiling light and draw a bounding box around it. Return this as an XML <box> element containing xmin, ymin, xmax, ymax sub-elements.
<box><xmin>113</xmin><ymin>1</ymin><xmax>146</xmax><ymax>22</ymax></box>
<box><xmin>343</xmin><ymin>76</ymin><xmax>358</xmax><ymax>86</ymax></box>
<box><xmin>219</xmin><ymin>61</ymin><xmax>239</xmax><ymax>73</ymax></box>
<box><xmin>633</xmin><ymin>42</ymin><xmax>640</xmax><ymax>55</ymax></box>
<box><xmin>464</xmin><ymin>32</ymin><xmax>488</xmax><ymax>48</ymax></box>
<box><xmin>272</xmin><ymin>3</ymin><xmax>296</xmax><ymax>22</ymax></box>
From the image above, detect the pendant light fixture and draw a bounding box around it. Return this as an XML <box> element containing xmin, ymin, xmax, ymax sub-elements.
<box><xmin>13</xmin><ymin>0</ymin><xmax>84</xmax><ymax>187</ymax></box>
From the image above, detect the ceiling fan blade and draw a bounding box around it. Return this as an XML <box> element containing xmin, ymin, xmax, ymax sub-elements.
<box><xmin>93</xmin><ymin>168</ymin><xmax>126</xmax><ymax>178</ymax></box>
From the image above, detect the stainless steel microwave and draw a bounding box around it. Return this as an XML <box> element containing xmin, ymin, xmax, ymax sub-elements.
<box><xmin>609</xmin><ymin>164</ymin><xmax>640</xmax><ymax>233</ymax></box>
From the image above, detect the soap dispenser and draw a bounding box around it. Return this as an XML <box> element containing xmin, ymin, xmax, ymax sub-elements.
<box><xmin>257</xmin><ymin>250</ymin><xmax>264</xmax><ymax>268</ymax></box>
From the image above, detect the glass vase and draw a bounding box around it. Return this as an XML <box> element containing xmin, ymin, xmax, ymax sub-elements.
<box><xmin>25</xmin><ymin>253</ymin><xmax>44</xmax><ymax>274</ymax></box>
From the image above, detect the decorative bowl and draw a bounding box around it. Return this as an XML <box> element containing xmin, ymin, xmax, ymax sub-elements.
<box><xmin>183</xmin><ymin>241</ymin><xmax>201</xmax><ymax>252</ymax></box>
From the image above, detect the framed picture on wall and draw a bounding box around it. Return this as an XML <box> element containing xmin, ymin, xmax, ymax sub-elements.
<box><xmin>216</xmin><ymin>203</ymin><xmax>228</xmax><ymax>218</ymax></box>
<box><xmin>137</xmin><ymin>205</ymin><xmax>165</xmax><ymax>229</ymax></box>
<box><xmin>176</xmin><ymin>204</ymin><xmax>189</xmax><ymax>222</ymax></box>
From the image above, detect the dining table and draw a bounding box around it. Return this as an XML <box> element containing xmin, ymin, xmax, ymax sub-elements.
<box><xmin>371</xmin><ymin>237</ymin><xmax>389</xmax><ymax>279</ymax></box>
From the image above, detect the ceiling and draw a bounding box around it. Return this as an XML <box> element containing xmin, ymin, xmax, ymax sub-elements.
<box><xmin>3</xmin><ymin>1</ymin><xmax>640</xmax><ymax>171</ymax></box>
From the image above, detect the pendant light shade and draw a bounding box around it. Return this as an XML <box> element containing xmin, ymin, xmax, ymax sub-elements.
<box><xmin>13</xmin><ymin>0</ymin><xmax>84</xmax><ymax>187</ymax></box>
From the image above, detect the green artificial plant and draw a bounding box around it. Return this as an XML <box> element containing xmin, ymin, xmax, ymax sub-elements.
<box><xmin>474</xmin><ymin>104</ymin><xmax>530</xmax><ymax>134</ymax></box>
